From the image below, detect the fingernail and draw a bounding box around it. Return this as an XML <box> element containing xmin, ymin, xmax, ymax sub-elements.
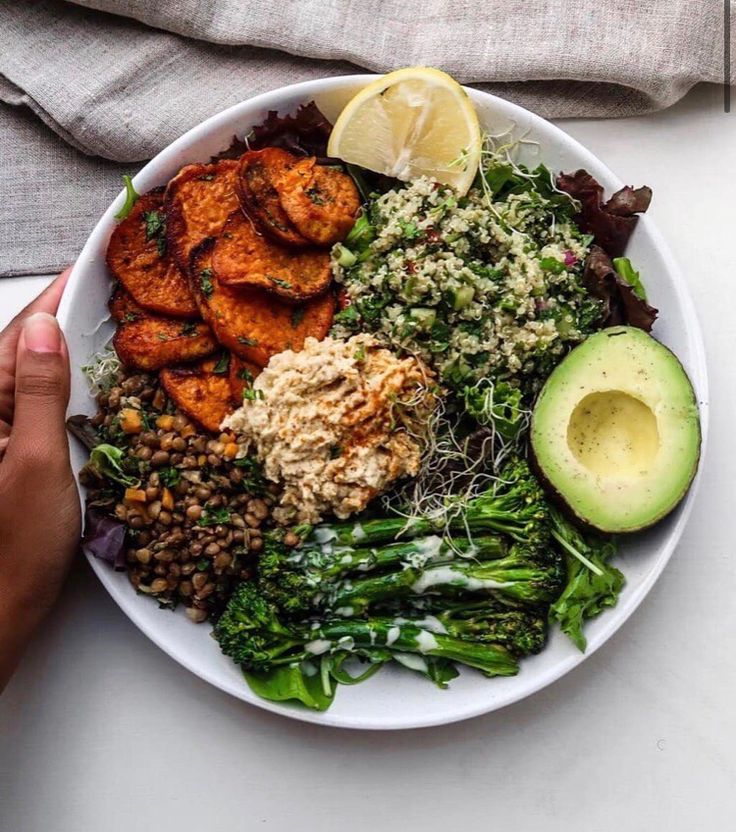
<box><xmin>22</xmin><ymin>312</ymin><xmax>61</xmax><ymax>354</ymax></box>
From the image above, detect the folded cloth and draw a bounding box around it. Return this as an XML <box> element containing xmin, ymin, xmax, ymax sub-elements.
<box><xmin>0</xmin><ymin>102</ymin><xmax>130</xmax><ymax>277</ymax></box>
<box><xmin>0</xmin><ymin>0</ymin><xmax>728</xmax><ymax>275</ymax></box>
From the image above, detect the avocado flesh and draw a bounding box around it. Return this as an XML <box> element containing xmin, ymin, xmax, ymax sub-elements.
<box><xmin>531</xmin><ymin>326</ymin><xmax>701</xmax><ymax>534</ymax></box>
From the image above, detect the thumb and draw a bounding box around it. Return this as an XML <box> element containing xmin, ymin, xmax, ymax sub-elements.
<box><xmin>5</xmin><ymin>313</ymin><xmax>70</xmax><ymax>467</ymax></box>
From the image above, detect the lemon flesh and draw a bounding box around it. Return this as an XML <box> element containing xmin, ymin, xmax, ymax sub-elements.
<box><xmin>327</xmin><ymin>67</ymin><xmax>481</xmax><ymax>196</ymax></box>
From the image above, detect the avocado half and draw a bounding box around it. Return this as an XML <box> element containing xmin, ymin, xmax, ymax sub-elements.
<box><xmin>530</xmin><ymin>326</ymin><xmax>701</xmax><ymax>534</ymax></box>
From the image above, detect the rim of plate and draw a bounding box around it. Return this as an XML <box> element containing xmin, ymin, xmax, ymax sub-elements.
<box><xmin>57</xmin><ymin>74</ymin><xmax>709</xmax><ymax>730</ymax></box>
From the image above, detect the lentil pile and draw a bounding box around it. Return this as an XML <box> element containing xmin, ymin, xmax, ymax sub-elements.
<box><xmin>79</xmin><ymin>369</ymin><xmax>277</xmax><ymax>622</ymax></box>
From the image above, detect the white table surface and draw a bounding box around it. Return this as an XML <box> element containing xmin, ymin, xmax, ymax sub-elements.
<box><xmin>1</xmin><ymin>83</ymin><xmax>734</xmax><ymax>831</ymax></box>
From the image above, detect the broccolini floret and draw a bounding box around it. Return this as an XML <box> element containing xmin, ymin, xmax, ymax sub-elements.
<box><xmin>258</xmin><ymin>533</ymin><xmax>508</xmax><ymax>615</ymax></box>
<box><xmin>313</xmin><ymin>458</ymin><xmax>550</xmax><ymax>547</ymax></box>
<box><xmin>214</xmin><ymin>582</ymin><xmax>519</xmax><ymax>679</ymax></box>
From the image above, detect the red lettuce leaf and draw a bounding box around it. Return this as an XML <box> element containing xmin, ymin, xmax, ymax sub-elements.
<box><xmin>82</xmin><ymin>507</ymin><xmax>127</xmax><ymax>571</ymax></box>
<box><xmin>583</xmin><ymin>245</ymin><xmax>658</xmax><ymax>331</ymax></box>
<box><xmin>66</xmin><ymin>414</ymin><xmax>101</xmax><ymax>451</ymax></box>
<box><xmin>556</xmin><ymin>170</ymin><xmax>652</xmax><ymax>258</ymax></box>
<box><xmin>250</xmin><ymin>101</ymin><xmax>332</xmax><ymax>157</ymax></box>
<box><xmin>214</xmin><ymin>101</ymin><xmax>333</xmax><ymax>162</ymax></box>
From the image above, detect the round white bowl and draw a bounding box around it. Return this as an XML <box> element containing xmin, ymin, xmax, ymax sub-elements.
<box><xmin>57</xmin><ymin>75</ymin><xmax>708</xmax><ymax>730</ymax></box>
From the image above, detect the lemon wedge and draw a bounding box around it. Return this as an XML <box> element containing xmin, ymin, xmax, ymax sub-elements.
<box><xmin>327</xmin><ymin>67</ymin><xmax>481</xmax><ymax>196</ymax></box>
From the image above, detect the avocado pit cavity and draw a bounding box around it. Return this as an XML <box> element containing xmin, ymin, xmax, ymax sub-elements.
<box><xmin>567</xmin><ymin>391</ymin><xmax>660</xmax><ymax>477</ymax></box>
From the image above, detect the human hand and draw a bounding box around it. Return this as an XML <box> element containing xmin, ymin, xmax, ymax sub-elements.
<box><xmin>0</xmin><ymin>270</ymin><xmax>81</xmax><ymax>690</ymax></box>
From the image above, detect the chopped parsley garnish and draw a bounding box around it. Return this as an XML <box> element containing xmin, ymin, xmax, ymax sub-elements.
<box><xmin>124</xmin><ymin>311</ymin><xmax>139</xmax><ymax>322</ymax></box>
<box><xmin>198</xmin><ymin>173</ymin><xmax>216</xmax><ymax>181</ymax></box>
<box><xmin>237</xmin><ymin>336</ymin><xmax>258</xmax><ymax>346</ymax></box>
<box><xmin>333</xmin><ymin>304</ymin><xmax>359</xmax><ymax>325</ymax></box>
<box><xmin>306</xmin><ymin>187</ymin><xmax>326</xmax><ymax>205</ymax></box>
<box><xmin>157</xmin><ymin>332</ymin><xmax>170</xmax><ymax>342</ymax></box>
<box><xmin>232</xmin><ymin>455</ymin><xmax>267</xmax><ymax>495</ymax></box>
<box><xmin>212</xmin><ymin>352</ymin><xmax>230</xmax><ymax>374</ymax></box>
<box><xmin>200</xmin><ymin>268</ymin><xmax>214</xmax><ymax>297</ymax></box>
<box><xmin>353</xmin><ymin>344</ymin><xmax>366</xmax><ymax>361</ymax></box>
<box><xmin>197</xmin><ymin>507</ymin><xmax>232</xmax><ymax>527</ymax></box>
<box><xmin>143</xmin><ymin>210</ymin><xmax>164</xmax><ymax>240</ymax></box>
<box><xmin>237</xmin><ymin>367</ymin><xmax>254</xmax><ymax>383</ymax></box>
<box><xmin>399</xmin><ymin>220</ymin><xmax>422</xmax><ymax>240</ymax></box>
<box><xmin>539</xmin><ymin>257</ymin><xmax>566</xmax><ymax>274</ymax></box>
<box><xmin>180</xmin><ymin>321</ymin><xmax>198</xmax><ymax>337</ymax></box>
<box><xmin>243</xmin><ymin>387</ymin><xmax>264</xmax><ymax>401</ymax></box>
<box><xmin>268</xmin><ymin>276</ymin><xmax>292</xmax><ymax>289</ymax></box>
<box><xmin>143</xmin><ymin>210</ymin><xmax>167</xmax><ymax>257</ymax></box>
<box><xmin>290</xmin><ymin>306</ymin><xmax>306</xmax><ymax>328</ymax></box>
<box><xmin>159</xmin><ymin>466</ymin><xmax>181</xmax><ymax>487</ymax></box>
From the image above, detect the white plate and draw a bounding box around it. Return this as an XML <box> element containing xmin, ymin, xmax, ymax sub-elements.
<box><xmin>57</xmin><ymin>75</ymin><xmax>709</xmax><ymax>730</ymax></box>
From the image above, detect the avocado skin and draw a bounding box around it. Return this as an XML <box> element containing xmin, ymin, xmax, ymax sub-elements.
<box><xmin>527</xmin><ymin>439</ymin><xmax>700</xmax><ymax>535</ymax></box>
<box><xmin>529</xmin><ymin>327</ymin><xmax>702</xmax><ymax>535</ymax></box>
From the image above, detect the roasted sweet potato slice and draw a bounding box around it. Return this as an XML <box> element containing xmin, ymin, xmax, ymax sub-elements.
<box><xmin>190</xmin><ymin>239</ymin><xmax>335</xmax><ymax>367</ymax></box>
<box><xmin>212</xmin><ymin>211</ymin><xmax>331</xmax><ymax>302</ymax></box>
<box><xmin>228</xmin><ymin>354</ymin><xmax>262</xmax><ymax>404</ymax></box>
<box><xmin>106</xmin><ymin>189</ymin><xmax>198</xmax><ymax>319</ymax></box>
<box><xmin>113</xmin><ymin>316</ymin><xmax>217</xmax><ymax>371</ymax></box>
<box><xmin>109</xmin><ymin>286</ymin><xmax>147</xmax><ymax>323</ymax></box>
<box><xmin>237</xmin><ymin>149</ymin><xmax>309</xmax><ymax>247</ymax></box>
<box><xmin>276</xmin><ymin>158</ymin><xmax>360</xmax><ymax>246</ymax></box>
<box><xmin>160</xmin><ymin>356</ymin><xmax>234</xmax><ymax>433</ymax></box>
<box><xmin>165</xmin><ymin>159</ymin><xmax>240</xmax><ymax>272</ymax></box>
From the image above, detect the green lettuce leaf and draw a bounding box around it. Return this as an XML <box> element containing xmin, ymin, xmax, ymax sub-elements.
<box><xmin>549</xmin><ymin>510</ymin><xmax>625</xmax><ymax>651</ymax></box>
<box><xmin>612</xmin><ymin>257</ymin><xmax>647</xmax><ymax>301</ymax></box>
<box><xmin>89</xmin><ymin>443</ymin><xmax>140</xmax><ymax>487</ymax></box>
<box><xmin>244</xmin><ymin>664</ymin><xmax>335</xmax><ymax>711</ymax></box>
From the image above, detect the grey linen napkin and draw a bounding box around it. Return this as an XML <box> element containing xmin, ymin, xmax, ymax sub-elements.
<box><xmin>0</xmin><ymin>0</ymin><xmax>728</xmax><ymax>276</ymax></box>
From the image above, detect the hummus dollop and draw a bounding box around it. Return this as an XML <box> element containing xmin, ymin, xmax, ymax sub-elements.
<box><xmin>223</xmin><ymin>335</ymin><xmax>435</xmax><ymax>524</ymax></box>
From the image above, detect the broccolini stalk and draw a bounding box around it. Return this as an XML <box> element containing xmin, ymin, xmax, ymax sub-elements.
<box><xmin>367</xmin><ymin>601</ymin><xmax>548</xmax><ymax>657</ymax></box>
<box><xmin>316</xmin><ymin>618</ymin><xmax>518</xmax><ymax>677</ymax></box>
<box><xmin>259</xmin><ymin>534</ymin><xmax>508</xmax><ymax>615</ymax></box>
<box><xmin>313</xmin><ymin>458</ymin><xmax>550</xmax><ymax>548</ymax></box>
<box><xmin>214</xmin><ymin>583</ymin><xmax>518</xmax><ymax>680</ymax></box>
<box><xmin>290</xmin><ymin>533</ymin><xmax>505</xmax><ymax>578</ymax></box>
<box><xmin>400</xmin><ymin>602</ymin><xmax>548</xmax><ymax>657</ymax></box>
<box><xmin>327</xmin><ymin>545</ymin><xmax>564</xmax><ymax>615</ymax></box>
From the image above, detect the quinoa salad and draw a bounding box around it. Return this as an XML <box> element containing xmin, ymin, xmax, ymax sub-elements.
<box><xmin>68</xmin><ymin>67</ymin><xmax>700</xmax><ymax>715</ymax></box>
<box><xmin>332</xmin><ymin>167</ymin><xmax>600</xmax><ymax>392</ymax></box>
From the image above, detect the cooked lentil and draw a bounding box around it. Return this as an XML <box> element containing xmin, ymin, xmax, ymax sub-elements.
<box><xmin>80</xmin><ymin>368</ymin><xmax>278</xmax><ymax>620</ymax></box>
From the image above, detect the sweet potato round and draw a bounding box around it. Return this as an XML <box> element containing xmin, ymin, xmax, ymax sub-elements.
<box><xmin>212</xmin><ymin>211</ymin><xmax>331</xmax><ymax>302</ymax></box>
<box><xmin>189</xmin><ymin>238</ymin><xmax>335</xmax><ymax>367</ymax></box>
<box><xmin>160</xmin><ymin>356</ymin><xmax>234</xmax><ymax>432</ymax></box>
<box><xmin>106</xmin><ymin>189</ymin><xmax>198</xmax><ymax>318</ymax></box>
<box><xmin>113</xmin><ymin>316</ymin><xmax>217</xmax><ymax>371</ymax></box>
<box><xmin>276</xmin><ymin>158</ymin><xmax>360</xmax><ymax>246</ymax></box>
<box><xmin>165</xmin><ymin>159</ymin><xmax>240</xmax><ymax>272</ymax></box>
<box><xmin>237</xmin><ymin>148</ymin><xmax>309</xmax><ymax>247</ymax></box>
<box><xmin>108</xmin><ymin>286</ymin><xmax>147</xmax><ymax>323</ymax></box>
